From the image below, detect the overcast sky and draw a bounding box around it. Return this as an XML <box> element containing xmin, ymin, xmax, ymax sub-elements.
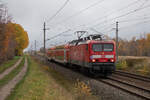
<box><xmin>2</xmin><ymin>0</ymin><xmax>150</xmax><ymax>50</ymax></box>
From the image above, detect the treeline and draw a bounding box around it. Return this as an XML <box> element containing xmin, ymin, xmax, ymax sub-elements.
<box><xmin>118</xmin><ymin>34</ymin><xmax>150</xmax><ymax>56</ymax></box>
<box><xmin>0</xmin><ymin>3</ymin><xmax>29</xmax><ymax>63</ymax></box>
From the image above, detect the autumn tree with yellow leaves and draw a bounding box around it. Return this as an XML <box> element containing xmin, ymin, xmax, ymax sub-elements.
<box><xmin>0</xmin><ymin>3</ymin><xmax>29</xmax><ymax>63</ymax></box>
<box><xmin>12</xmin><ymin>23</ymin><xmax>29</xmax><ymax>56</ymax></box>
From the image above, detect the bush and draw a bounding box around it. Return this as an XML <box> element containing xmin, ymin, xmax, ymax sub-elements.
<box><xmin>125</xmin><ymin>58</ymin><xmax>146</xmax><ymax>67</ymax></box>
<box><xmin>116</xmin><ymin>60</ymin><xmax>127</xmax><ymax>70</ymax></box>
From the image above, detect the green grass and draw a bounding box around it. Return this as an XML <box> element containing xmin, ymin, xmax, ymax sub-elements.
<box><xmin>0</xmin><ymin>57</ymin><xmax>25</xmax><ymax>88</ymax></box>
<box><xmin>37</xmin><ymin>58</ymin><xmax>98</xmax><ymax>100</ymax></box>
<box><xmin>7</xmin><ymin>56</ymin><xmax>74</xmax><ymax>100</ymax></box>
<box><xmin>7</xmin><ymin>56</ymin><xmax>99</xmax><ymax>100</ymax></box>
<box><xmin>0</xmin><ymin>56</ymin><xmax>20</xmax><ymax>73</ymax></box>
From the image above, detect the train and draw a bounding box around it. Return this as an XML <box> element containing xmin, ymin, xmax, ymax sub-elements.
<box><xmin>46</xmin><ymin>34</ymin><xmax>116</xmax><ymax>76</ymax></box>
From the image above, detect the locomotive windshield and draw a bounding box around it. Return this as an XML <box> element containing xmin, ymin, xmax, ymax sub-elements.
<box><xmin>92</xmin><ymin>44</ymin><xmax>102</xmax><ymax>51</ymax></box>
<box><xmin>92</xmin><ymin>44</ymin><xmax>114</xmax><ymax>52</ymax></box>
<box><xmin>103</xmin><ymin>44</ymin><xmax>114</xmax><ymax>51</ymax></box>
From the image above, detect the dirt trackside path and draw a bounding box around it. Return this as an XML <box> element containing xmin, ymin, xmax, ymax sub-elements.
<box><xmin>0</xmin><ymin>57</ymin><xmax>28</xmax><ymax>100</ymax></box>
<box><xmin>0</xmin><ymin>57</ymin><xmax>23</xmax><ymax>80</ymax></box>
<box><xmin>5</xmin><ymin>56</ymin><xmax>98</xmax><ymax>100</ymax></box>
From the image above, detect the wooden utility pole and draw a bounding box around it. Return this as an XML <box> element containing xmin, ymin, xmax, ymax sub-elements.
<box><xmin>116</xmin><ymin>22</ymin><xmax>119</xmax><ymax>62</ymax></box>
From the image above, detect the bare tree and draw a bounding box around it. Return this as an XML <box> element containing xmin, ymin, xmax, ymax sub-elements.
<box><xmin>0</xmin><ymin>3</ymin><xmax>11</xmax><ymax>24</ymax></box>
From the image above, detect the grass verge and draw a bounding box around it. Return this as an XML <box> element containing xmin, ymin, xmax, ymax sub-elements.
<box><xmin>33</xmin><ymin>57</ymin><xmax>98</xmax><ymax>100</ymax></box>
<box><xmin>0</xmin><ymin>56</ymin><xmax>20</xmax><ymax>73</ymax></box>
<box><xmin>0</xmin><ymin>56</ymin><xmax>25</xmax><ymax>88</ymax></box>
<box><xmin>116</xmin><ymin>57</ymin><xmax>150</xmax><ymax>76</ymax></box>
<box><xmin>7</xmin><ymin>56</ymin><xmax>75</xmax><ymax>100</ymax></box>
<box><xmin>7</xmin><ymin>56</ymin><xmax>98</xmax><ymax>100</ymax></box>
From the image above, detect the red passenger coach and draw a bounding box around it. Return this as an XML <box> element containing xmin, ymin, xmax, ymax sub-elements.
<box><xmin>46</xmin><ymin>34</ymin><xmax>116</xmax><ymax>76</ymax></box>
<box><xmin>46</xmin><ymin>45</ymin><xmax>69</xmax><ymax>63</ymax></box>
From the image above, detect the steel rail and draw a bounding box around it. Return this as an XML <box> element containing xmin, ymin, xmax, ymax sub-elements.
<box><xmin>98</xmin><ymin>78</ymin><xmax>150</xmax><ymax>100</ymax></box>
<box><xmin>109</xmin><ymin>77</ymin><xmax>150</xmax><ymax>93</ymax></box>
<box><xmin>115</xmin><ymin>70</ymin><xmax>150</xmax><ymax>82</ymax></box>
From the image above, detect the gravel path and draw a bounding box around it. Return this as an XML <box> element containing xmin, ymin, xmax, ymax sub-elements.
<box><xmin>0</xmin><ymin>57</ymin><xmax>23</xmax><ymax>80</ymax></box>
<box><xmin>0</xmin><ymin>57</ymin><xmax>28</xmax><ymax>100</ymax></box>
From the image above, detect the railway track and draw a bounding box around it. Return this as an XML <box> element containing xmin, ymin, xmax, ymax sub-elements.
<box><xmin>49</xmin><ymin>60</ymin><xmax>150</xmax><ymax>99</ymax></box>
<box><xmin>98</xmin><ymin>71</ymin><xmax>150</xmax><ymax>100</ymax></box>
<box><xmin>37</xmin><ymin>54</ymin><xmax>150</xmax><ymax>99</ymax></box>
<box><xmin>115</xmin><ymin>70</ymin><xmax>150</xmax><ymax>82</ymax></box>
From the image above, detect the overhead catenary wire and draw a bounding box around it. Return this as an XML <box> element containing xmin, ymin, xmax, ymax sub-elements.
<box><xmin>92</xmin><ymin>3</ymin><xmax>150</xmax><ymax>28</ymax></box>
<box><xmin>48</xmin><ymin>0</ymin><xmax>106</xmax><ymax>26</ymax></box>
<box><xmin>101</xmin><ymin>19</ymin><xmax>150</xmax><ymax>36</ymax></box>
<box><xmin>52</xmin><ymin>0</ymin><xmax>144</xmax><ymax>33</ymax></box>
<box><xmin>137</xmin><ymin>0</ymin><xmax>149</xmax><ymax>9</ymax></box>
<box><xmin>46</xmin><ymin>0</ymin><xmax>70</xmax><ymax>23</ymax></box>
<box><xmin>90</xmin><ymin>17</ymin><xmax>150</xmax><ymax>36</ymax></box>
<box><xmin>50</xmin><ymin>0</ymin><xmax>142</xmax><ymax>28</ymax></box>
<box><xmin>45</xmin><ymin>0</ymin><xmax>150</xmax><ymax>47</ymax></box>
<box><xmin>47</xmin><ymin>3</ymin><xmax>150</xmax><ymax>43</ymax></box>
<box><xmin>46</xmin><ymin>0</ymin><xmax>145</xmax><ymax>37</ymax></box>
<box><xmin>43</xmin><ymin>0</ymin><xmax>70</xmax><ymax>50</ymax></box>
<box><xmin>90</xmin><ymin>1</ymin><xmax>150</xmax><ymax>35</ymax></box>
<box><xmin>92</xmin><ymin>22</ymin><xmax>115</xmax><ymax>32</ymax></box>
<box><xmin>46</xmin><ymin>29</ymin><xmax>72</xmax><ymax>42</ymax></box>
<box><xmin>93</xmin><ymin>18</ymin><xmax>150</xmax><ymax>36</ymax></box>
<box><xmin>119</xmin><ymin>16</ymin><xmax>150</xmax><ymax>23</ymax></box>
<box><xmin>96</xmin><ymin>16</ymin><xmax>150</xmax><ymax>32</ymax></box>
<box><xmin>120</xmin><ymin>19</ymin><xmax>150</xmax><ymax>30</ymax></box>
<box><xmin>91</xmin><ymin>0</ymin><xmax>148</xmax><ymax>27</ymax></box>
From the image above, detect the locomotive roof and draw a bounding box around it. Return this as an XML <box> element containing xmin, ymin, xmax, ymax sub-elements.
<box><xmin>87</xmin><ymin>40</ymin><xmax>115</xmax><ymax>44</ymax></box>
<box><xmin>68</xmin><ymin>40</ymin><xmax>115</xmax><ymax>46</ymax></box>
<box><xmin>48</xmin><ymin>40</ymin><xmax>115</xmax><ymax>50</ymax></box>
<box><xmin>68</xmin><ymin>34</ymin><xmax>115</xmax><ymax>45</ymax></box>
<box><xmin>49</xmin><ymin>34</ymin><xmax>115</xmax><ymax>49</ymax></box>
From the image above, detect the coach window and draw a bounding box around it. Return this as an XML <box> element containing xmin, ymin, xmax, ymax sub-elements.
<box><xmin>86</xmin><ymin>44</ymin><xmax>88</xmax><ymax>51</ymax></box>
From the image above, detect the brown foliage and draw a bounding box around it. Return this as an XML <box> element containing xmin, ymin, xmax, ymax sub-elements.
<box><xmin>0</xmin><ymin>23</ymin><xmax>17</xmax><ymax>63</ymax></box>
<box><xmin>118</xmin><ymin>33</ymin><xmax>150</xmax><ymax>56</ymax></box>
<box><xmin>0</xmin><ymin>3</ymin><xmax>29</xmax><ymax>64</ymax></box>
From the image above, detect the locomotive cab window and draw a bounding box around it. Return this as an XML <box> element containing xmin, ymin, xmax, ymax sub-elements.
<box><xmin>92</xmin><ymin>44</ymin><xmax>102</xmax><ymax>52</ymax></box>
<box><xmin>92</xmin><ymin>43</ymin><xmax>114</xmax><ymax>52</ymax></box>
<box><xmin>103</xmin><ymin>44</ymin><xmax>114</xmax><ymax>51</ymax></box>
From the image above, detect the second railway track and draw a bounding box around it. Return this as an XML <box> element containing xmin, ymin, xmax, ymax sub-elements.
<box><xmin>115</xmin><ymin>70</ymin><xmax>150</xmax><ymax>82</ymax></box>
<box><xmin>99</xmin><ymin>78</ymin><xmax>150</xmax><ymax>100</ymax></box>
<box><xmin>98</xmin><ymin>70</ymin><xmax>150</xmax><ymax>100</ymax></box>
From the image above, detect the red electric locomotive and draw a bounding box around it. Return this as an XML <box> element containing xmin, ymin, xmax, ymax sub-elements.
<box><xmin>46</xmin><ymin>34</ymin><xmax>116</xmax><ymax>76</ymax></box>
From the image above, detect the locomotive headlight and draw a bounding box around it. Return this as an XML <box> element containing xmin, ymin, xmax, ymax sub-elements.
<box><xmin>92</xmin><ymin>59</ymin><xmax>96</xmax><ymax>62</ymax></box>
<box><xmin>111</xmin><ymin>59</ymin><xmax>114</xmax><ymax>62</ymax></box>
